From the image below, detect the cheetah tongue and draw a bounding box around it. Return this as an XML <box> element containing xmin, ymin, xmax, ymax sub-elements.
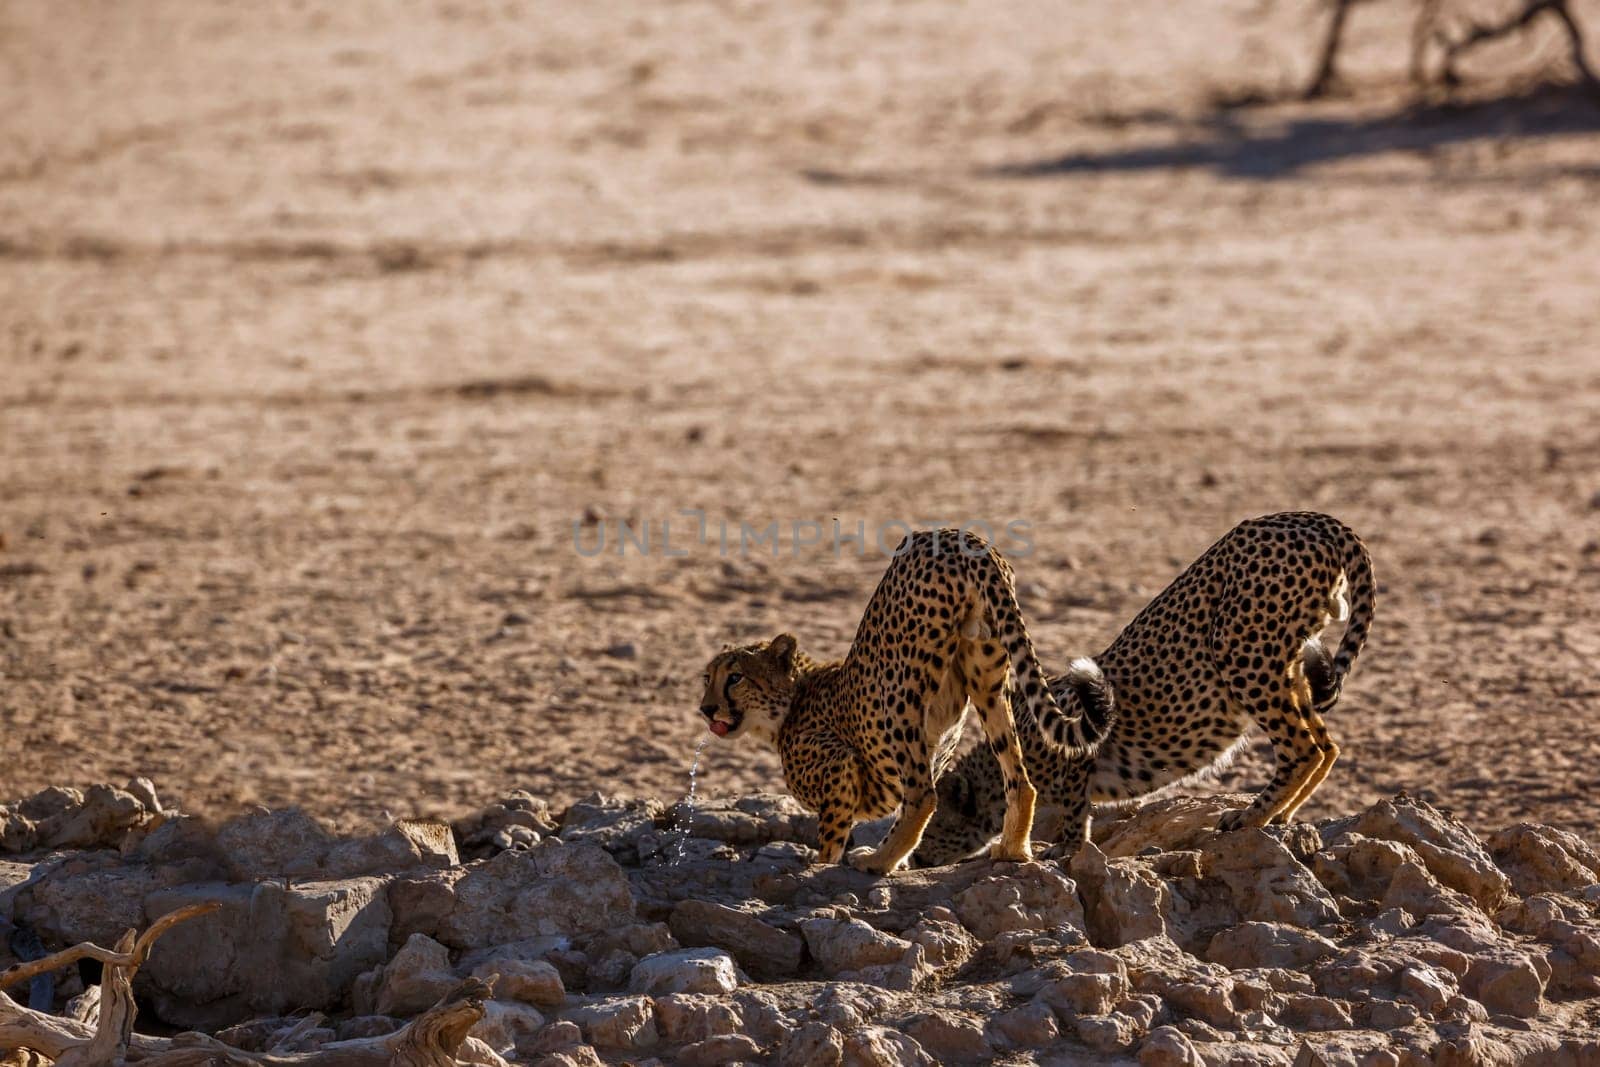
<box><xmin>709</xmin><ymin>721</ymin><xmax>730</xmax><ymax>737</ymax></box>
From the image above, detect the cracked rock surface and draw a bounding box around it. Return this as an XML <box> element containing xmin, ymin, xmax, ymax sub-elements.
<box><xmin>5</xmin><ymin>783</ymin><xmax>1600</xmax><ymax>1064</ymax></box>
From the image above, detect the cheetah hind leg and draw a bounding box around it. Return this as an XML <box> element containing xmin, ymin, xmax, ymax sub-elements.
<box><xmin>1217</xmin><ymin>693</ymin><xmax>1333</xmax><ymax>831</ymax></box>
<box><xmin>848</xmin><ymin>785</ymin><xmax>937</xmax><ymax>875</ymax></box>
<box><xmin>1273</xmin><ymin>697</ymin><xmax>1340</xmax><ymax>825</ymax></box>
<box><xmin>968</xmin><ymin>640</ymin><xmax>1037</xmax><ymax>862</ymax></box>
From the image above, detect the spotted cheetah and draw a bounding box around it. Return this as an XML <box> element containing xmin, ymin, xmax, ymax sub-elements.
<box><xmin>696</xmin><ymin>528</ymin><xmax>1114</xmax><ymax>874</ymax></box>
<box><xmin>913</xmin><ymin>511</ymin><xmax>1374</xmax><ymax>867</ymax></box>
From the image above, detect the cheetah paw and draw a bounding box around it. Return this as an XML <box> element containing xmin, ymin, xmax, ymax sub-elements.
<box><xmin>1216</xmin><ymin>808</ymin><xmax>1258</xmax><ymax>832</ymax></box>
<box><xmin>846</xmin><ymin>846</ymin><xmax>901</xmax><ymax>875</ymax></box>
<box><xmin>1041</xmin><ymin>838</ymin><xmax>1084</xmax><ymax>862</ymax></box>
<box><xmin>988</xmin><ymin>840</ymin><xmax>1033</xmax><ymax>863</ymax></box>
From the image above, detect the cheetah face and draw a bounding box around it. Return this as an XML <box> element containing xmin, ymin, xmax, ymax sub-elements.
<box><xmin>913</xmin><ymin>768</ymin><xmax>995</xmax><ymax>867</ymax></box>
<box><xmin>698</xmin><ymin>633</ymin><xmax>799</xmax><ymax>744</ymax></box>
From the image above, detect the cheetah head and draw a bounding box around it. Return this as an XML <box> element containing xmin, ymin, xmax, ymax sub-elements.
<box><xmin>913</xmin><ymin>762</ymin><xmax>1001</xmax><ymax>867</ymax></box>
<box><xmin>698</xmin><ymin>633</ymin><xmax>799</xmax><ymax>744</ymax></box>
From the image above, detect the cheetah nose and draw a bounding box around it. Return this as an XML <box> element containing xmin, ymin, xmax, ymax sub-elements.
<box><xmin>699</xmin><ymin>705</ymin><xmax>717</xmax><ymax>717</ymax></box>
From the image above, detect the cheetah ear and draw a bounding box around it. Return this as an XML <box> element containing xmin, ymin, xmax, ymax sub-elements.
<box><xmin>766</xmin><ymin>633</ymin><xmax>798</xmax><ymax>673</ymax></box>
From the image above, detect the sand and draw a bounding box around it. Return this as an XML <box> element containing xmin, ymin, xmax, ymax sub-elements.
<box><xmin>2</xmin><ymin>0</ymin><xmax>1598</xmax><ymax>834</ymax></box>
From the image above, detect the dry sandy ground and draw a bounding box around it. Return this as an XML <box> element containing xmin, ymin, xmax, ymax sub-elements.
<box><xmin>2</xmin><ymin>1</ymin><xmax>1598</xmax><ymax>836</ymax></box>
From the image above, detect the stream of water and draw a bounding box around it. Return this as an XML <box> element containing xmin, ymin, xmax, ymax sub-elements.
<box><xmin>671</xmin><ymin>738</ymin><xmax>710</xmax><ymax>864</ymax></box>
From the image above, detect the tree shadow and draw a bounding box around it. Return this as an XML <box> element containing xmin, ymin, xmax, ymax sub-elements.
<box><xmin>987</xmin><ymin>86</ymin><xmax>1600</xmax><ymax>181</ymax></box>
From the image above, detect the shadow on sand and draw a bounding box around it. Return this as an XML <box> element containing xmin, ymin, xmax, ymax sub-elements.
<box><xmin>986</xmin><ymin>87</ymin><xmax>1600</xmax><ymax>181</ymax></box>
<box><xmin>801</xmin><ymin>87</ymin><xmax>1600</xmax><ymax>188</ymax></box>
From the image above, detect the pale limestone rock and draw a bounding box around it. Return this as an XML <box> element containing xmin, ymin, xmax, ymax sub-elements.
<box><xmin>1398</xmin><ymin>963</ymin><xmax>1458</xmax><ymax>1018</ymax></box>
<box><xmin>1076</xmin><ymin>1010</ymin><xmax>1143</xmax><ymax>1053</ymax></box>
<box><xmin>951</xmin><ymin>862</ymin><xmax>1087</xmax><ymax>940</ymax></box>
<box><xmin>436</xmin><ymin>841</ymin><xmax>635</xmax><ymax>949</ymax></box>
<box><xmin>472</xmin><ymin>957</ymin><xmax>566</xmax><ymax>1008</ymax></box>
<box><xmin>1381</xmin><ymin>861</ymin><xmax>1479</xmax><ymax>920</ymax></box>
<box><xmin>626</xmin><ymin>948</ymin><xmax>741</xmax><ymax>995</ymax></box>
<box><xmin>1038</xmin><ymin>971</ymin><xmax>1126</xmax><ymax>1017</ymax></box>
<box><xmin>1488</xmin><ymin>823</ymin><xmax>1600</xmax><ymax>897</ymax></box>
<box><xmin>800</xmin><ymin>916</ymin><xmax>912</xmax><ymax>976</ymax></box>
<box><xmin>36</xmin><ymin>784</ymin><xmax>152</xmax><ymax>851</ymax></box>
<box><xmin>565</xmin><ymin>994</ymin><xmax>658</xmax><ymax>1050</ymax></box>
<box><xmin>1072</xmin><ymin>841</ymin><xmax>1173</xmax><ymax>946</ymax></box>
<box><xmin>139</xmin><ymin>876</ymin><xmax>391</xmax><ymax>1028</ymax></box>
<box><xmin>651</xmin><ymin>993</ymin><xmax>744</xmax><ymax>1045</ymax></box>
<box><xmin>1205</xmin><ymin>922</ymin><xmax>1339</xmax><ymax>970</ymax></box>
<box><xmin>215</xmin><ymin>807</ymin><xmax>334</xmax><ymax>880</ymax></box>
<box><xmin>1339</xmin><ymin>796</ymin><xmax>1511</xmax><ymax>911</ymax></box>
<box><xmin>375</xmin><ymin>932</ymin><xmax>457</xmax><ymax>1017</ymax></box>
<box><xmin>1098</xmin><ymin>794</ymin><xmax>1243</xmax><ymax>857</ymax></box>
<box><xmin>1277</xmin><ymin>993</ymin><xmax>1354</xmax><ymax>1029</ymax></box>
<box><xmin>324</xmin><ymin>819</ymin><xmax>459</xmax><ymax>878</ymax></box>
<box><xmin>903</xmin><ymin>916</ymin><xmax>978</xmax><ymax>973</ymax></box>
<box><xmin>840</xmin><ymin>1024</ymin><xmax>934</xmax><ymax>1067</ymax></box>
<box><xmin>1139</xmin><ymin>1024</ymin><xmax>1204</xmax><ymax>1066</ymax></box>
<box><xmin>991</xmin><ymin>1001</ymin><xmax>1059</xmax><ymax>1049</ymax></box>
<box><xmin>676</xmin><ymin>1034</ymin><xmax>763</xmax><ymax>1066</ymax></box>
<box><xmin>468</xmin><ymin>999</ymin><xmax>545</xmax><ymax>1054</ymax></box>
<box><xmin>1200</xmin><ymin>829</ymin><xmax>1341</xmax><ymax>928</ymax></box>
<box><xmin>779</xmin><ymin>1021</ymin><xmax>844</xmax><ymax>1067</ymax></box>
<box><xmin>904</xmin><ymin>1010</ymin><xmax>990</xmax><ymax>1064</ymax></box>
<box><xmin>667</xmin><ymin>899</ymin><xmax>802</xmax><ymax>980</ymax></box>
<box><xmin>1464</xmin><ymin>949</ymin><xmax>1549</xmax><ymax>1017</ymax></box>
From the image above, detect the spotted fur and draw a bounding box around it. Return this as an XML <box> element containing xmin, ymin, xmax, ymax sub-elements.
<box><xmin>914</xmin><ymin>511</ymin><xmax>1375</xmax><ymax>866</ymax></box>
<box><xmin>696</xmin><ymin>528</ymin><xmax>1110</xmax><ymax>874</ymax></box>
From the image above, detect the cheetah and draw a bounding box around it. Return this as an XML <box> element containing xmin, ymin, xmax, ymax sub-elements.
<box><xmin>913</xmin><ymin>511</ymin><xmax>1375</xmax><ymax>867</ymax></box>
<box><xmin>696</xmin><ymin>528</ymin><xmax>1114</xmax><ymax>875</ymax></box>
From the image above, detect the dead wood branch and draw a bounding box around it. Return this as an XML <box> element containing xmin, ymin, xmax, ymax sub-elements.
<box><xmin>1434</xmin><ymin>0</ymin><xmax>1600</xmax><ymax>90</ymax></box>
<box><xmin>55</xmin><ymin>931</ymin><xmax>136</xmax><ymax>1067</ymax></box>
<box><xmin>123</xmin><ymin>978</ymin><xmax>496</xmax><ymax>1067</ymax></box>
<box><xmin>0</xmin><ymin>903</ymin><xmax>218</xmax><ymax>1064</ymax></box>
<box><xmin>0</xmin><ymin>902</ymin><xmax>221</xmax><ymax>993</ymax></box>
<box><xmin>1306</xmin><ymin>0</ymin><xmax>1600</xmax><ymax>98</ymax></box>
<box><xmin>0</xmin><ymin>996</ymin><xmax>169</xmax><ymax>1062</ymax></box>
<box><xmin>1306</xmin><ymin>0</ymin><xmax>1362</xmax><ymax>98</ymax></box>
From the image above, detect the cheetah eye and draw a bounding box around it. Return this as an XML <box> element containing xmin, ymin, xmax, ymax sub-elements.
<box><xmin>727</xmin><ymin>673</ymin><xmax>744</xmax><ymax>686</ymax></box>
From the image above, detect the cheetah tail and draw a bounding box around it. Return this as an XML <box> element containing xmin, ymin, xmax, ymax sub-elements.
<box><xmin>1063</xmin><ymin>657</ymin><xmax>1117</xmax><ymax>745</ymax></box>
<box><xmin>1318</xmin><ymin>525</ymin><xmax>1376</xmax><ymax>714</ymax></box>
<box><xmin>1302</xmin><ymin>636</ymin><xmax>1337</xmax><ymax>709</ymax></box>
<box><xmin>993</xmin><ymin>598</ymin><xmax>1104</xmax><ymax>755</ymax></box>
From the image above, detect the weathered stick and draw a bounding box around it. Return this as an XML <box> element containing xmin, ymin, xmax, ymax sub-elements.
<box><xmin>0</xmin><ymin>903</ymin><xmax>218</xmax><ymax>1063</ymax></box>
<box><xmin>1430</xmin><ymin>0</ymin><xmax>1600</xmax><ymax>92</ymax></box>
<box><xmin>1</xmin><ymin>913</ymin><xmax>494</xmax><ymax>1067</ymax></box>
<box><xmin>56</xmin><ymin>931</ymin><xmax>136</xmax><ymax>1067</ymax></box>
<box><xmin>0</xmin><ymin>902</ymin><xmax>221</xmax><ymax>992</ymax></box>
<box><xmin>1305</xmin><ymin>0</ymin><xmax>1359</xmax><ymax>98</ymax></box>
<box><xmin>0</xmin><ymin>995</ymin><xmax>171</xmax><ymax>1061</ymax></box>
<box><xmin>121</xmin><ymin>978</ymin><xmax>498</xmax><ymax>1067</ymax></box>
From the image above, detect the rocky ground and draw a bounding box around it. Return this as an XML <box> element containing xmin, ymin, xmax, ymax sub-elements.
<box><xmin>6</xmin><ymin>781</ymin><xmax>1600</xmax><ymax>1065</ymax></box>
<box><xmin>4</xmin><ymin>1</ymin><xmax>1600</xmax><ymax>840</ymax></box>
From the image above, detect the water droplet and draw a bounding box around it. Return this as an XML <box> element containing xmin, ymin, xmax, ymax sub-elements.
<box><xmin>671</xmin><ymin>738</ymin><xmax>709</xmax><ymax>865</ymax></box>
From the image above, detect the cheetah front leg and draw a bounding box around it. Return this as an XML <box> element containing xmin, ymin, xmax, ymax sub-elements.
<box><xmin>814</xmin><ymin>764</ymin><xmax>862</xmax><ymax>865</ymax></box>
<box><xmin>1043</xmin><ymin>785</ymin><xmax>1093</xmax><ymax>862</ymax></box>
